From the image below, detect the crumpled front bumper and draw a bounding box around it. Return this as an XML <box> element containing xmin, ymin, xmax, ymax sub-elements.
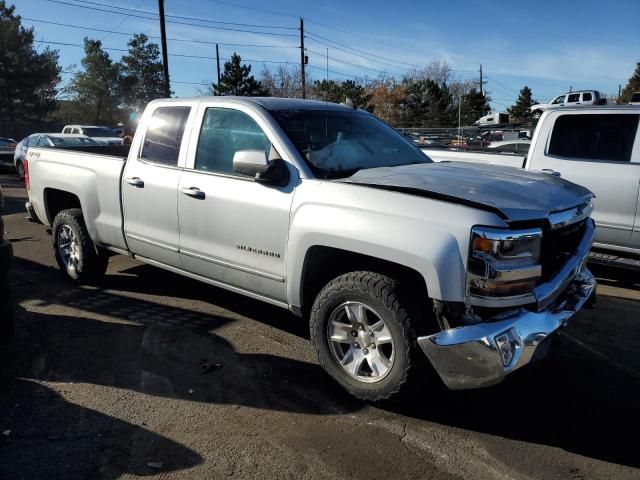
<box><xmin>418</xmin><ymin>268</ymin><xmax>596</xmax><ymax>390</ymax></box>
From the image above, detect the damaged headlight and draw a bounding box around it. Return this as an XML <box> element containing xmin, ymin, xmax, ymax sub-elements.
<box><xmin>467</xmin><ymin>227</ymin><xmax>542</xmax><ymax>300</ymax></box>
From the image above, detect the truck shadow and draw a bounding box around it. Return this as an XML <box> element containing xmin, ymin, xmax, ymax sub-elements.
<box><xmin>0</xmin><ymin>378</ymin><xmax>203</xmax><ymax>479</ymax></box>
<box><xmin>6</xmin><ymin>258</ymin><xmax>357</xmax><ymax>417</ymax></box>
<box><xmin>7</xmin><ymin>257</ymin><xmax>640</xmax><ymax>470</ymax></box>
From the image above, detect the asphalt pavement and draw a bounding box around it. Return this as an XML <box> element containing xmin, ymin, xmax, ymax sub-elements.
<box><xmin>1</xmin><ymin>171</ymin><xmax>639</xmax><ymax>479</ymax></box>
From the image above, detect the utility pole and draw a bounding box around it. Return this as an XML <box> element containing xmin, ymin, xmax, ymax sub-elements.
<box><xmin>326</xmin><ymin>47</ymin><xmax>329</xmax><ymax>85</ymax></box>
<box><xmin>157</xmin><ymin>0</ymin><xmax>171</xmax><ymax>98</ymax></box>
<box><xmin>300</xmin><ymin>17</ymin><xmax>306</xmax><ymax>99</ymax></box>
<box><xmin>479</xmin><ymin>64</ymin><xmax>483</xmax><ymax>95</ymax></box>
<box><xmin>618</xmin><ymin>84</ymin><xmax>622</xmax><ymax>98</ymax></box>
<box><xmin>569</xmin><ymin>86</ymin><xmax>573</xmax><ymax>92</ymax></box>
<box><xmin>216</xmin><ymin>44</ymin><xmax>221</xmax><ymax>95</ymax></box>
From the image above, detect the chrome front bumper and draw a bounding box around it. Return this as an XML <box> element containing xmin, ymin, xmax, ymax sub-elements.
<box><xmin>418</xmin><ymin>268</ymin><xmax>596</xmax><ymax>390</ymax></box>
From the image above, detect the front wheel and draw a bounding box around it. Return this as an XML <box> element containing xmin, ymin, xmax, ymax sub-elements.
<box><xmin>310</xmin><ymin>271</ymin><xmax>428</xmax><ymax>403</ymax></box>
<box><xmin>52</xmin><ymin>208</ymin><xmax>108</xmax><ymax>282</ymax></box>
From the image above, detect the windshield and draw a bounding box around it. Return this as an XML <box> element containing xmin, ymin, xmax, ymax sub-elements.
<box><xmin>82</xmin><ymin>127</ymin><xmax>116</xmax><ymax>137</ymax></box>
<box><xmin>50</xmin><ymin>136</ymin><xmax>99</xmax><ymax>146</ymax></box>
<box><xmin>270</xmin><ymin>109</ymin><xmax>432</xmax><ymax>178</ymax></box>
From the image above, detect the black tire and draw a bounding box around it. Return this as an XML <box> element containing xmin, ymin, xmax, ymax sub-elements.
<box><xmin>15</xmin><ymin>160</ymin><xmax>24</xmax><ymax>179</ymax></box>
<box><xmin>310</xmin><ymin>271</ymin><xmax>429</xmax><ymax>403</ymax></box>
<box><xmin>52</xmin><ymin>208</ymin><xmax>108</xmax><ymax>282</ymax></box>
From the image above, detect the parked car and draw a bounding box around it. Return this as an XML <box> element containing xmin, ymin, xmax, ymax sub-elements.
<box><xmin>531</xmin><ymin>90</ymin><xmax>606</xmax><ymax>120</ymax></box>
<box><xmin>422</xmin><ymin>105</ymin><xmax>640</xmax><ymax>270</ymax></box>
<box><xmin>14</xmin><ymin>134</ymin><xmax>99</xmax><ymax>179</ymax></box>
<box><xmin>0</xmin><ymin>185</ymin><xmax>13</xmax><ymax>338</ymax></box>
<box><xmin>486</xmin><ymin>139</ymin><xmax>531</xmax><ymax>154</ymax></box>
<box><xmin>0</xmin><ymin>137</ymin><xmax>17</xmax><ymax>170</ymax></box>
<box><xmin>629</xmin><ymin>92</ymin><xmax>640</xmax><ymax>105</ymax></box>
<box><xmin>61</xmin><ymin>125</ymin><xmax>123</xmax><ymax>145</ymax></box>
<box><xmin>24</xmin><ymin>97</ymin><xmax>596</xmax><ymax>402</ymax></box>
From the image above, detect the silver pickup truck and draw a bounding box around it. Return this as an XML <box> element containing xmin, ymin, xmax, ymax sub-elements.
<box><xmin>424</xmin><ymin>106</ymin><xmax>640</xmax><ymax>269</ymax></box>
<box><xmin>24</xmin><ymin>97</ymin><xmax>597</xmax><ymax>402</ymax></box>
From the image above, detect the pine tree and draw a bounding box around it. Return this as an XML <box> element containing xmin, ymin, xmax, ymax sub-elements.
<box><xmin>619</xmin><ymin>63</ymin><xmax>640</xmax><ymax>104</ymax></box>
<box><xmin>120</xmin><ymin>34</ymin><xmax>166</xmax><ymax>112</ymax></box>
<box><xmin>213</xmin><ymin>53</ymin><xmax>267</xmax><ymax>96</ymax></box>
<box><xmin>65</xmin><ymin>38</ymin><xmax>121</xmax><ymax>124</ymax></box>
<box><xmin>459</xmin><ymin>88</ymin><xmax>490</xmax><ymax>125</ymax></box>
<box><xmin>0</xmin><ymin>1</ymin><xmax>61</xmax><ymax>121</ymax></box>
<box><xmin>507</xmin><ymin>86</ymin><xmax>536</xmax><ymax>122</ymax></box>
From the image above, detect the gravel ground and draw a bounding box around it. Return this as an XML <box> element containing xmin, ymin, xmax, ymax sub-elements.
<box><xmin>1</xmin><ymin>172</ymin><xmax>639</xmax><ymax>480</ymax></box>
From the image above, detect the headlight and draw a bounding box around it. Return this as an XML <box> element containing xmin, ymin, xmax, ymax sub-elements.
<box><xmin>467</xmin><ymin>227</ymin><xmax>542</xmax><ymax>299</ymax></box>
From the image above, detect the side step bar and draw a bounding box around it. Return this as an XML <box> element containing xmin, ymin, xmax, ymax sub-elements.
<box><xmin>588</xmin><ymin>251</ymin><xmax>640</xmax><ymax>271</ymax></box>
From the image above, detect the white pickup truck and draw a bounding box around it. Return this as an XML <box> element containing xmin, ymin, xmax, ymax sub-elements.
<box><xmin>423</xmin><ymin>106</ymin><xmax>640</xmax><ymax>269</ymax></box>
<box><xmin>24</xmin><ymin>97</ymin><xmax>597</xmax><ymax>402</ymax></box>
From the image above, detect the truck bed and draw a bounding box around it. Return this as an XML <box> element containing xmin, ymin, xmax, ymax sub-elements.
<box><xmin>27</xmin><ymin>146</ymin><xmax>129</xmax><ymax>251</ymax></box>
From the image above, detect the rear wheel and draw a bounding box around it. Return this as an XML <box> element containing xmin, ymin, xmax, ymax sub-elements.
<box><xmin>52</xmin><ymin>208</ymin><xmax>108</xmax><ymax>282</ymax></box>
<box><xmin>310</xmin><ymin>271</ymin><xmax>429</xmax><ymax>403</ymax></box>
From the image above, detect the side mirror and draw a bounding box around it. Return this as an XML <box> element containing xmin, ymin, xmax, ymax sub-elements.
<box><xmin>233</xmin><ymin>150</ymin><xmax>289</xmax><ymax>186</ymax></box>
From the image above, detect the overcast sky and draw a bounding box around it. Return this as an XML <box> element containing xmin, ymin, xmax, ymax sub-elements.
<box><xmin>18</xmin><ymin>0</ymin><xmax>640</xmax><ymax>111</ymax></box>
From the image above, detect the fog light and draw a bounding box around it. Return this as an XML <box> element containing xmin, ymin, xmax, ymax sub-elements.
<box><xmin>495</xmin><ymin>330</ymin><xmax>518</xmax><ymax>367</ymax></box>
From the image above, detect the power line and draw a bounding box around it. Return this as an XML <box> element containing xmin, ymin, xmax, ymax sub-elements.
<box><xmin>45</xmin><ymin>0</ymin><xmax>298</xmax><ymax>37</ymax></box>
<box><xmin>202</xmin><ymin>0</ymin><xmax>299</xmax><ymax>19</ymax></box>
<box><xmin>306</xmin><ymin>48</ymin><xmax>405</xmax><ymax>77</ymax></box>
<box><xmin>50</xmin><ymin>0</ymin><xmax>297</xmax><ymax>30</ymax></box>
<box><xmin>24</xmin><ymin>18</ymin><xmax>298</xmax><ymax>49</ymax></box>
<box><xmin>306</xmin><ymin>31</ymin><xmax>420</xmax><ymax>69</ymax></box>
<box><xmin>35</xmin><ymin>40</ymin><xmax>299</xmax><ymax>64</ymax></box>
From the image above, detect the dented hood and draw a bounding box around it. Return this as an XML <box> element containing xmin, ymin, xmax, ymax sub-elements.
<box><xmin>338</xmin><ymin>162</ymin><xmax>593</xmax><ymax>222</ymax></box>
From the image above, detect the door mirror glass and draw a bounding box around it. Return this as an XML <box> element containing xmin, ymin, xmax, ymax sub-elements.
<box><xmin>233</xmin><ymin>150</ymin><xmax>270</xmax><ymax>176</ymax></box>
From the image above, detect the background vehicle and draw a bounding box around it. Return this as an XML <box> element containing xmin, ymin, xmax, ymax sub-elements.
<box><xmin>61</xmin><ymin>125</ymin><xmax>123</xmax><ymax>145</ymax></box>
<box><xmin>422</xmin><ymin>106</ymin><xmax>640</xmax><ymax>269</ymax></box>
<box><xmin>629</xmin><ymin>92</ymin><xmax>640</xmax><ymax>105</ymax></box>
<box><xmin>474</xmin><ymin>112</ymin><xmax>509</xmax><ymax>126</ymax></box>
<box><xmin>531</xmin><ymin>90</ymin><xmax>606</xmax><ymax>120</ymax></box>
<box><xmin>0</xmin><ymin>137</ymin><xmax>17</xmax><ymax>170</ymax></box>
<box><xmin>24</xmin><ymin>97</ymin><xmax>596</xmax><ymax>402</ymax></box>
<box><xmin>14</xmin><ymin>134</ymin><xmax>99</xmax><ymax>179</ymax></box>
<box><xmin>486</xmin><ymin>139</ymin><xmax>531</xmax><ymax>154</ymax></box>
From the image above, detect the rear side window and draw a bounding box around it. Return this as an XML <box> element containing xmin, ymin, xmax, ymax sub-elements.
<box><xmin>582</xmin><ymin>92</ymin><xmax>592</xmax><ymax>102</ymax></box>
<box><xmin>194</xmin><ymin>108</ymin><xmax>270</xmax><ymax>176</ymax></box>
<box><xmin>141</xmin><ymin>106</ymin><xmax>191</xmax><ymax>166</ymax></box>
<box><xmin>548</xmin><ymin>114</ymin><xmax>639</xmax><ymax>162</ymax></box>
<box><xmin>567</xmin><ymin>93</ymin><xmax>580</xmax><ymax>103</ymax></box>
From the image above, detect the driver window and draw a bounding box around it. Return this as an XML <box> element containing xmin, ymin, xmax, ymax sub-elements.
<box><xmin>552</xmin><ymin>96</ymin><xmax>564</xmax><ymax>104</ymax></box>
<box><xmin>195</xmin><ymin>108</ymin><xmax>271</xmax><ymax>176</ymax></box>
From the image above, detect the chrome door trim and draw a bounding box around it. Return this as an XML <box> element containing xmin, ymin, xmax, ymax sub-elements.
<box><xmin>126</xmin><ymin>233</ymin><xmax>179</xmax><ymax>253</ymax></box>
<box><xmin>180</xmin><ymin>249</ymin><xmax>285</xmax><ymax>282</ymax></box>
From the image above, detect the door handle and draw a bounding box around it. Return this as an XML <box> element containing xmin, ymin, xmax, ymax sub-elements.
<box><xmin>125</xmin><ymin>177</ymin><xmax>144</xmax><ymax>187</ymax></box>
<box><xmin>182</xmin><ymin>187</ymin><xmax>205</xmax><ymax>199</ymax></box>
<box><xmin>541</xmin><ymin>169</ymin><xmax>562</xmax><ymax>177</ymax></box>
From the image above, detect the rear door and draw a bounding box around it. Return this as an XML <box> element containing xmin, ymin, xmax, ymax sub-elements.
<box><xmin>122</xmin><ymin>102</ymin><xmax>197</xmax><ymax>267</ymax></box>
<box><xmin>581</xmin><ymin>92</ymin><xmax>593</xmax><ymax>106</ymax></box>
<box><xmin>565</xmin><ymin>92</ymin><xmax>581</xmax><ymax>106</ymax></box>
<box><xmin>533</xmin><ymin>112</ymin><xmax>640</xmax><ymax>248</ymax></box>
<box><xmin>177</xmin><ymin>102</ymin><xmax>295</xmax><ymax>302</ymax></box>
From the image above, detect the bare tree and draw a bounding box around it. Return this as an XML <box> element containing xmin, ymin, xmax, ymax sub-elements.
<box><xmin>261</xmin><ymin>64</ymin><xmax>312</xmax><ymax>98</ymax></box>
<box><xmin>407</xmin><ymin>59</ymin><xmax>453</xmax><ymax>84</ymax></box>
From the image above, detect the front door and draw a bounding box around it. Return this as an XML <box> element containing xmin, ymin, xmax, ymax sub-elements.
<box><xmin>177</xmin><ymin>104</ymin><xmax>295</xmax><ymax>302</ymax></box>
<box><xmin>122</xmin><ymin>104</ymin><xmax>195</xmax><ymax>267</ymax></box>
<box><xmin>535</xmin><ymin>112</ymin><xmax>640</xmax><ymax>248</ymax></box>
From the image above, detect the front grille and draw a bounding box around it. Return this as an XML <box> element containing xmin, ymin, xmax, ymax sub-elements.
<box><xmin>540</xmin><ymin>219</ymin><xmax>587</xmax><ymax>281</ymax></box>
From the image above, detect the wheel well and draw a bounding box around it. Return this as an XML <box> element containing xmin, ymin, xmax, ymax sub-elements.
<box><xmin>44</xmin><ymin>189</ymin><xmax>81</xmax><ymax>224</ymax></box>
<box><xmin>300</xmin><ymin>246</ymin><xmax>429</xmax><ymax>318</ymax></box>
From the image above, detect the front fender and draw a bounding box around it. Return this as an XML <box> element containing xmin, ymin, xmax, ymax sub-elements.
<box><xmin>285</xmin><ymin>203</ymin><xmax>467</xmax><ymax>307</ymax></box>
